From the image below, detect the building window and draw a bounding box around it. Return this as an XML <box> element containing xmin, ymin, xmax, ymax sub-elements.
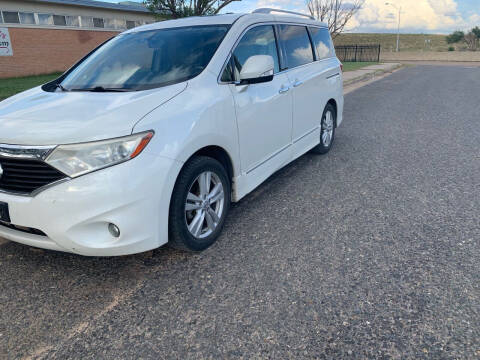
<box><xmin>53</xmin><ymin>15</ymin><xmax>66</xmax><ymax>26</ymax></box>
<box><xmin>19</xmin><ymin>12</ymin><xmax>35</xmax><ymax>25</ymax></box>
<box><xmin>37</xmin><ymin>14</ymin><xmax>53</xmax><ymax>25</ymax></box>
<box><xmin>66</xmin><ymin>15</ymin><xmax>80</xmax><ymax>27</ymax></box>
<box><xmin>80</xmin><ymin>16</ymin><xmax>93</xmax><ymax>28</ymax></box>
<box><xmin>0</xmin><ymin>12</ymin><xmax>3</xmax><ymax>23</ymax></box>
<box><xmin>2</xmin><ymin>11</ymin><xmax>20</xmax><ymax>24</ymax></box>
<box><xmin>93</xmin><ymin>18</ymin><xmax>104</xmax><ymax>28</ymax></box>
<box><xmin>113</xmin><ymin>19</ymin><xmax>126</xmax><ymax>29</ymax></box>
<box><xmin>126</xmin><ymin>20</ymin><xmax>135</xmax><ymax>29</ymax></box>
<box><xmin>104</xmin><ymin>18</ymin><xmax>115</xmax><ymax>29</ymax></box>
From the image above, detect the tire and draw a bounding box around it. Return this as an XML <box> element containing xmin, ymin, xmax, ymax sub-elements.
<box><xmin>311</xmin><ymin>103</ymin><xmax>336</xmax><ymax>155</ymax></box>
<box><xmin>169</xmin><ymin>156</ymin><xmax>231</xmax><ymax>252</ymax></box>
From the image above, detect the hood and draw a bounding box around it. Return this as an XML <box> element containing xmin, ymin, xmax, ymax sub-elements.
<box><xmin>0</xmin><ymin>83</ymin><xmax>187</xmax><ymax>145</ymax></box>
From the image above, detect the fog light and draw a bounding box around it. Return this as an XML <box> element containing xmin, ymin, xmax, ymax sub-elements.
<box><xmin>108</xmin><ymin>223</ymin><xmax>120</xmax><ymax>238</ymax></box>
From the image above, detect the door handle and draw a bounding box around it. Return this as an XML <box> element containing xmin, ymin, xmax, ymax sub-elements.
<box><xmin>279</xmin><ymin>85</ymin><xmax>290</xmax><ymax>94</ymax></box>
<box><xmin>293</xmin><ymin>80</ymin><xmax>303</xmax><ymax>87</ymax></box>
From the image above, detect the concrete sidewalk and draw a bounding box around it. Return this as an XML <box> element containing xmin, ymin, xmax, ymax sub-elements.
<box><xmin>343</xmin><ymin>63</ymin><xmax>402</xmax><ymax>86</ymax></box>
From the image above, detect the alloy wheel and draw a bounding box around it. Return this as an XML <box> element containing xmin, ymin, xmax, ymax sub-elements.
<box><xmin>185</xmin><ymin>171</ymin><xmax>225</xmax><ymax>239</ymax></box>
<box><xmin>321</xmin><ymin>110</ymin><xmax>334</xmax><ymax>147</ymax></box>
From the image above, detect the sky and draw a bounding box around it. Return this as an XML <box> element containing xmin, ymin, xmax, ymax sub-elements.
<box><xmin>105</xmin><ymin>0</ymin><xmax>480</xmax><ymax>34</ymax></box>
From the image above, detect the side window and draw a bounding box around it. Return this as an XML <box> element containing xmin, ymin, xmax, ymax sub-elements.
<box><xmin>278</xmin><ymin>25</ymin><xmax>314</xmax><ymax>69</ymax></box>
<box><xmin>309</xmin><ymin>27</ymin><xmax>335</xmax><ymax>60</ymax></box>
<box><xmin>222</xmin><ymin>25</ymin><xmax>280</xmax><ymax>82</ymax></box>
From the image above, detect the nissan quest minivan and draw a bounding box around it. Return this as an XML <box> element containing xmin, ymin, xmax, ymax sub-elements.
<box><xmin>0</xmin><ymin>9</ymin><xmax>343</xmax><ymax>256</ymax></box>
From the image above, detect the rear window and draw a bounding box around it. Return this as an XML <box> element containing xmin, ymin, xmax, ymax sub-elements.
<box><xmin>278</xmin><ymin>25</ymin><xmax>314</xmax><ymax>69</ymax></box>
<box><xmin>309</xmin><ymin>27</ymin><xmax>335</xmax><ymax>60</ymax></box>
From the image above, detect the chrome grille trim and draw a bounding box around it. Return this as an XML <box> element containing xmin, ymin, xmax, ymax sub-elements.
<box><xmin>0</xmin><ymin>144</ymin><xmax>56</xmax><ymax>160</ymax></box>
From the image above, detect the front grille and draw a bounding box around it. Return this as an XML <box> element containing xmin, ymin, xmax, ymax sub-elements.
<box><xmin>0</xmin><ymin>157</ymin><xmax>67</xmax><ymax>195</ymax></box>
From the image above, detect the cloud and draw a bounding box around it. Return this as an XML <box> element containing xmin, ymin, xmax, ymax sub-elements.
<box><xmin>342</xmin><ymin>0</ymin><xmax>476</xmax><ymax>32</ymax></box>
<box><xmin>226</xmin><ymin>0</ymin><xmax>477</xmax><ymax>33</ymax></box>
<box><xmin>349</xmin><ymin>0</ymin><xmax>463</xmax><ymax>33</ymax></box>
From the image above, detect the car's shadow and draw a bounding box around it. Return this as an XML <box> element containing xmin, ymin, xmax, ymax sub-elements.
<box><xmin>0</xmin><ymin>147</ymin><xmax>337</xmax><ymax>263</ymax></box>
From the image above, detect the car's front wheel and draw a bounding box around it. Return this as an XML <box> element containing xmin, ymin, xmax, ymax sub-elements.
<box><xmin>169</xmin><ymin>156</ymin><xmax>230</xmax><ymax>251</ymax></box>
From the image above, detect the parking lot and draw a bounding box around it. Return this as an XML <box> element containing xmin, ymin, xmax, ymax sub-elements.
<box><xmin>0</xmin><ymin>65</ymin><xmax>479</xmax><ymax>359</ymax></box>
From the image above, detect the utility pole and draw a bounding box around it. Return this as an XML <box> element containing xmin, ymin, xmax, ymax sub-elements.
<box><xmin>334</xmin><ymin>0</ymin><xmax>339</xmax><ymax>34</ymax></box>
<box><xmin>385</xmin><ymin>2</ymin><xmax>401</xmax><ymax>52</ymax></box>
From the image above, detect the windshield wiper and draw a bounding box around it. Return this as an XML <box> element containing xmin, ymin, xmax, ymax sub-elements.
<box><xmin>69</xmin><ymin>86</ymin><xmax>132</xmax><ymax>92</ymax></box>
<box><xmin>55</xmin><ymin>83</ymin><xmax>69</xmax><ymax>92</ymax></box>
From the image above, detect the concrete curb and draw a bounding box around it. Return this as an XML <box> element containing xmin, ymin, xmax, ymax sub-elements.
<box><xmin>343</xmin><ymin>63</ymin><xmax>403</xmax><ymax>87</ymax></box>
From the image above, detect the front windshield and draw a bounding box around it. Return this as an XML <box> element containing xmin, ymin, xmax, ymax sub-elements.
<box><xmin>60</xmin><ymin>25</ymin><xmax>230</xmax><ymax>91</ymax></box>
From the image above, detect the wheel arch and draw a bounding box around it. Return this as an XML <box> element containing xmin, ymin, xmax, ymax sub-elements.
<box><xmin>185</xmin><ymin>145</ymin><xmax>235</xmax><ymax>183</ymax></box>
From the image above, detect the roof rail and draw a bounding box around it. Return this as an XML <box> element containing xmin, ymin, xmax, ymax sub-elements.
<box><xmin>252</xmin><ymin>8</ymin><xmax>316</xmax><ymax>21</ymax></box>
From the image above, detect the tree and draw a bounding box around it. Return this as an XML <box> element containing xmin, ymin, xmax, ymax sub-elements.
<box><xmin>446</xmin><ymin>30</ymin><xmax>464</xmax><ymax>44</ymax></box>
<box><xmin>306</xmin><ymin>0</ymin><xmax>364</xmax><ymax>38</ymax></box>
<box><xmin>472</xmin><ymin>26</ymin><xmax>480</xmax><ymax>39</ymax></box>
<box><xmin>464</xmin><ymin>31</ymin><xmax>479</xmax><ymax>51</ymax></box>
<box><xmin>145</xmin><ymin>0</ymin><xmax>239</xmax><ymax>19</ymax></box>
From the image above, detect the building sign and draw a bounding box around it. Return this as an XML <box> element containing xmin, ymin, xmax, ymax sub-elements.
<box><xmin>0</xmin><ymin>28</ymin><xmax>13</xmax><ymax>56</ymax></box>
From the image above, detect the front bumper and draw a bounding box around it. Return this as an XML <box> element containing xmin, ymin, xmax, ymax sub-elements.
<box><xmin>0</xmin><ymin>153</ymin><xmax>182</xmax><ymax>256</ymax></box>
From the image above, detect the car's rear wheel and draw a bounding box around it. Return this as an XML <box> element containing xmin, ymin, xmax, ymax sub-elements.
<box><xmin>311</xmin><ymin>103</ymin><xmax>336</xmax><ymax>154</ymax></box>
<box><xmin>169</xmin><ymin>156</ymin><xmax>230</xmax><ymax>251</ymax></box>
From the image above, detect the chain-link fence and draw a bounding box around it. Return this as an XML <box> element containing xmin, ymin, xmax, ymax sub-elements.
<box><xmin>334</xmin><ymin>45</ymin><xmax>381</xmax><ymax>62</ymax></box>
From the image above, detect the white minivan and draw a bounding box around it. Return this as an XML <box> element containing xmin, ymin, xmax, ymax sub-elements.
<box><xmin>0</xmin><ymin>9</ymin><xmax>343</xmax><ymax>256</ymax></box>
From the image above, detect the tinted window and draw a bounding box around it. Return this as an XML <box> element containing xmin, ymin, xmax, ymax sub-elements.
<box><xmin>309</xmin><ymin>27</ymin><xmax>334</xmax><ymax>60</ymax></box>
<box><xmin>93</xmin><ymin>18</ymin><xmax>104</xmax><ymax>28</ymax></box>
<box><xmin>53</xmin><ymin>15</ymin><xmax>66</xmax><ymax>26</ymax></box>
<box><xmin>225</xmin><ymin>25</ymin><xmax>279</xmax><ymax>81</ymax></box>
<box><xmin>3</xmin><ymin>12</ymin><xmax>20</xmax><ymax>24</ymax></box>
<box><xmin>60</xmin><ymin>26</ymin><xmax>229</xmax><ymax>91</ymax></box>
<box><xmin>278</xmin><ymin>25</ymin><xmax>314</xmax><ymax>69</ymax></box>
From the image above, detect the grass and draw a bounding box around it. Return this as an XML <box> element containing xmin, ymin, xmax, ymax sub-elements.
<box><xmin>0</xmin><ymin>73</ymin><xmax>61</xmax><ymax>101</ymax></box>
<box><xmin>342</xmin><ymin>62</ymin><xmax>378</xmax><ymax>72</ymax></box>
<box><xmin>334</xmin><ymin>33</ymin><xmax>449</xmax><ymax>52</ymax></box>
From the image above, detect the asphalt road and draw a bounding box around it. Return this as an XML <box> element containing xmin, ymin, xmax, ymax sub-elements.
<box><xmin>1</xmin><ymin>65</ymin><xmax>479</xmax><ymax>359</ymax></box>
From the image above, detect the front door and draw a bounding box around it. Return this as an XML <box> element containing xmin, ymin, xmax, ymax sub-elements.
<box><xmin>226</xmin><ymin>25</ymin><xmax>293</xmax><ymax>176</ymax></box>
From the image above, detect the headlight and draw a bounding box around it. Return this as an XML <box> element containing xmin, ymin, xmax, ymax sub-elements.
<box><xmin>45</xmin><ymin>131</ymin><xmax>154</xmax><ymax>178</ymax></box>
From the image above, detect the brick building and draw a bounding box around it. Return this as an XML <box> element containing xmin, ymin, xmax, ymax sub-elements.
<box><xmin>0</xmin><ymin>0</ymin><xmax>157</xmax><ymax>78</ymax></box>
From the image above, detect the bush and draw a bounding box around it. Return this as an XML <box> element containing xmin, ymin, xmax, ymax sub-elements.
<box><xmin>448</xmin><ymin>46</ymin><xmax>455</xmax><ymax>51</ymax></box>
<box><xmin>446</xmin><ymin>31</ymin><xmax>465</xmax><ymax>44</ymax></box>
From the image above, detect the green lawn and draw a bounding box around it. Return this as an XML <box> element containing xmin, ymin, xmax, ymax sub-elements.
<box><xmin>342</xmin><ymin>62</ymin><xmax>378</xmax><ymax>72</ymax></box>
<box><xmin>0</xmin><ymin>73</ymin><xmax>62</xmax><ymax>101</ymax></box>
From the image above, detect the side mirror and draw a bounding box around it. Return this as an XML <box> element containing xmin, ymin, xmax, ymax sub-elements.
<box><xmin>238</xmin><ymin>55</ymin><xmax>274</xmax><ymax>85</ymax></box>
